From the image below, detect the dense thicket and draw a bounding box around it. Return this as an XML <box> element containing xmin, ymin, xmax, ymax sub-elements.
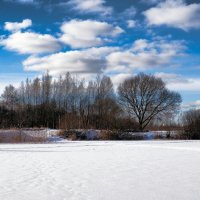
<box><xmin>183</xmin><ymin>109</ymin><xmax>200</xmax><ymax>139</ymax></box>
<box><xmin>0</xmin><ymin>72</ymin><xmax>181</xmax><ymax>130</ymax></box>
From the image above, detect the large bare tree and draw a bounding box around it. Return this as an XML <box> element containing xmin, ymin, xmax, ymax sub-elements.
<box><xmin>118</xmin><ymin>73</ymin><xmax>182</xmax><ymax>131</ymax></box>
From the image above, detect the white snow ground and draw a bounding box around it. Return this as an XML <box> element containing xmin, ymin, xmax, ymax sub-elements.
<box><xmin>0</xmin><ymin>140</ymin><xmax>200</xmax><ymax>200</ymax></box>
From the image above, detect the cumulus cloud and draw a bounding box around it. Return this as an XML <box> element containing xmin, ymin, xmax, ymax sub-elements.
<box><xmin>1</xmin><ymin>31</ymin><xmax>61</xmax><ymax>54</ymax></box>
<box><xmin>106</xmin><ymin>39</ymin><xmax>185</xmax><ymax>73</ymax></box>
<box><xmin>144</xmin><ymin>0</ymin><xmax>200</xmax><ymax>30</ymax></box>
<box><xmin>68</xmin><ymin>0</ymin><xmax>113</xmax><ymax>15</ymax></box>
<box><xmin>60</xmin><ymin>19</ymin><xmax>124</xmax><ymax>48</ymax></box>
<box><xmin>23</xmin><ymin>47</ymin><xmax>119</xmax><ymax>74</ymax></box>
<box><xmin>4</xmin><ymin>19</ymin><xmax>32</xmax><ymax>32</ymax></box>
<box><xmin>22</xmin><ymin>38</ymin><xmax>185</xmax><ymax>76</ymax></box>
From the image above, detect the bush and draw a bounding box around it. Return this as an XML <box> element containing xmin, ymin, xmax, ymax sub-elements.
<box><xmin>118</xmin><ymin>132</ymin><xmax>144</xmax><ymax>140</ymax></box>
<box><xmin>62</xmin><ymin>130</ymin><xmax>86</xmax><ymax>140</ymax></box>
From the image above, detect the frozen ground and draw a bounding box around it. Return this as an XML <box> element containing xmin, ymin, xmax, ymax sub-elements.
<box><xmin>0</xmin><ymin>140</ymin><xmax>200</xmax><ymax>200</ymax></box>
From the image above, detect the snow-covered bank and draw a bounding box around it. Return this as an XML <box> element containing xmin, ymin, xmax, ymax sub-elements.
<box><xmin>0</xmin><ymin>141</ymin><xmax>200</xmax><ymax>200</ymax></box>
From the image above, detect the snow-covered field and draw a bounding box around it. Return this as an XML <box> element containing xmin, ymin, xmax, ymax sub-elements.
<box><xmin>0</xmin><ymin>140</ymin><xmax>200</xmax><ymax>200</ymax></box>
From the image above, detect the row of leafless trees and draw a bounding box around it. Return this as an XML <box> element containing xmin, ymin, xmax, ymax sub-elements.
<box><xmin>0</xmin><ymin>72</ymin><xmax>182</xmax><ymax>131</ymax></box>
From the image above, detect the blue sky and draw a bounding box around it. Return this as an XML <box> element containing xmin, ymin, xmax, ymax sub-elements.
<box><xmin>0</xmin><ymin>0</ymin><xmax>200</xmax><ymax>108</ymax></box>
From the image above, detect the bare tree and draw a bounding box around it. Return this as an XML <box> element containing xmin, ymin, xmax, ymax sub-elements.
<box><xmin>1</xmin><ymin>85</ymin><xmax>18</xmax><ymax>127</ymax></box>
<box><xmin>118</xmin><ymin>73</ymin><xmax>182</xmax><ymax>131</ymax></box>
<box><xmin>42</xmin><ymin>72</ymin><xmax>52</xmax><ymax>104</ymax></box>
<box><xmin>1</xmin><ymin>85</ymin><xmax>18</xmax><ymax>110</ymax></box>
<box><xmin>94</xmin><ymin>75</ymin><xmax>117</xmax><ymax>128</ymax></box>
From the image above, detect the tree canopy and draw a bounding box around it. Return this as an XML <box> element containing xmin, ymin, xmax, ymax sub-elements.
<box><xmin>118</xmin><ymin>73</ymin><xmax>182</xmax><ymax>131</ymax></box>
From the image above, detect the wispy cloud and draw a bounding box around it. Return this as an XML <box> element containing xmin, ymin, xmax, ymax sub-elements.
<box><xmin>68</xmin><ymin>0</ymin><xmax>113</xmax><ymax>16</ymax></box>
<box><xmin>182</xmin><ymin>100</ymin><xmax>200</xmax><ymax>110</ymax></box>
<box><xmin>127</xmin><ymin>20</ymin><xmax>136</xmax><ymax>28</ymax></box>
<box><xmin>0</xmin><ymin>73</ymin><xmax>37</xmax><ymax>94</ymax></box>
<box><xmin>155</xmin><ymin>72</ymin><xmax>200</xmax><ymax>92</ymax></box>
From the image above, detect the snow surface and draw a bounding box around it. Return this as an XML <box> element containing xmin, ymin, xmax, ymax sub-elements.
<box><xmin>0</xmin><ymin>140</ymin><xmax>200</xmax><ymax>200</ymax></box>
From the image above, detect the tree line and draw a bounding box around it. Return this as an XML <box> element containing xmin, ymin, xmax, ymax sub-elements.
<box><xmin>0</xmin><ymin>72</ymin><xmax>182</xmax><ymax>131</ymax></box>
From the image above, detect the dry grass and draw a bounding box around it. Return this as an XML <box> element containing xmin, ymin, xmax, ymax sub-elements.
<box><xmin>67</xmin><ymin>133</ymin><xmax>77</xmax><ymax>141</ymax></box>
<box><xmin>99</xmin><ymin>130</ymin><xmax>118</xmax><ymax>140</ymax></box>
<box><xmin>57</xmin><ymin>130</ymin><xmax>65</xmax><ymax>137</ymax></box>
<box><xmin>0</xmin><ymin>129</ymin><xmax>48</xmax><ymax>143</ymax></box>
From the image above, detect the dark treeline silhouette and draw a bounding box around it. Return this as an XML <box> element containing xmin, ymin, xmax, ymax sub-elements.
<box><xmin>183</xmin><ymin>109</ymin><xmax>200</xmax><ymax>139</ymax></box>
<box><xmin>0</xmin><ymin>72</ymin><xmax>182</xmax><ymax>131</ymax></box>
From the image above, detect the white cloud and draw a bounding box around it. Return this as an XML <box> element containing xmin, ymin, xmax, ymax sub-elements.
<box><xmin>110</xmin><ymin>73</ymin><xmax>133</xmax><ymax>89</ymax></box>
<box><xmin>0</xmin><ymin>73</ymin><xmax>36</xmax><ymax>94</ymax></box>
<box><xmin>15</xmin><ymin>0</ymin><xmax>34</xmax><ymax>2</ymax></box>
<box><xmin>167</xmin><ymin>78</ymin><xmax>200</xmax><ymax>92</ymax></box>
<box><xmin>144</xmin><ymin>0</ymin><xmax>200</xmax><ymax>30</ymax></box>
<box><xmin>4</xmin><ymin>19</ymin><xmax>32</xmax><ymax>32</ymax></box>
<box><xmin>155</xmin><ymin>72</ymin><xmax>189</xmax><ymax>84</ymax></box>
<box><xmin>22</xmin><ymin>38</ymin><xmax>185</xmax><ymax>77</ymax></box>
<box><xmin>132</xmin><ymin>39</ymin><xmax>149</xmax><ymax>51</ymax></box>
<box><xmin>60</xmin><ymin>19</ymin><xmax>124</xmax><ymax>48</ymax></box>
<box><xmin>154</xmin><ymin>72</ymin><xmax>200</xmax><ymax>110</ymax></box>
<box><xmin>183</xmin><ymin>100</ymin><xmax>200</xmax><ymax>110</ymax></box>
<box><xmin>127</xmin><ymin>20</ymin><xmax>136</xmax><ymax>28</ymax></box>
<box><xmin>155</xmin><ymin>72</ymin><xmax>200</xmax><ymax>92</ymax></box>
<box><xmin>141</xmin><ymin>0</ymin><xmax>162</xmax><ymax>5</ymax></box>
<box><xmin>122</xmin><ymin>6</ymin><xmax>137</xmax><ymax>18</ymax></box>
<box><xmin>68</xmin><ymin>0</ymin><xmax>113</xmax><ymax>15</ymax></box>
<box><xmin>1</xmin><ymin>31</ymin><xmax>61</xmax><ymax>54</ymax></box>
<box><xmin>121</xmin><ymin>6</ymin><xmax>137</xmax><ymax>28</ymax></box>
<box><xmin>23</xmin><ymin>47</ymin><xmax>119</xmax><ymax>74</ymax></box>
<box><xmin>106</xmin><ymin>39</ymin><xmax>185</xmax><ymax>73</ymax></box>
